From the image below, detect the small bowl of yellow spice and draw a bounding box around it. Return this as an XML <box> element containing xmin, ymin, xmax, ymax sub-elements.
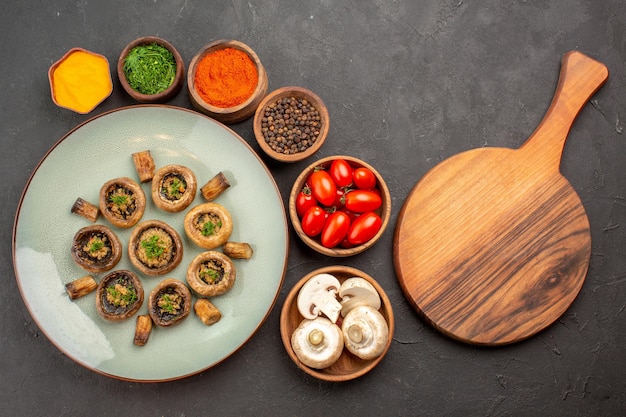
<box><xmin>188</xmin><ymin>40</ymin><xmax>268</xmax><ymax>124</ymax></box>
<box><xmin>117</xmin><ymin>36</ymin><xmax>185</xmax><ymax>103</ymax></box>
<box><xmin>48</xmin><ymin>47</ymin><xmax>113</xmax><ymax>114</ymax></box>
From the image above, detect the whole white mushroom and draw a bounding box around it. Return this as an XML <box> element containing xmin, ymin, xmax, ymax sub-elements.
<box><xmin>291</xmin><ymin>316</ymin><xmax>344</xmax><ymax>369</ymax></box>
<box><xmin>341</xmin><ymin>305</ymin><xmax>388</xmax><ymax>360</ymax></box>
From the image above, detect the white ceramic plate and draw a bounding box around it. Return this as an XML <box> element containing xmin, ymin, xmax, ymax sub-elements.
<box><xmin>13</xmin><ymin>106</ymin><xmax>288</xmax><ymax>382</ymax></box>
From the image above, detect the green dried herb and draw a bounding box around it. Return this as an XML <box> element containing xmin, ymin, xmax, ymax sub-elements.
<box><xmin>88</xmin><ymin>237</ymin><xmax>104</xmax><ymax>253</ymax></box>
<box><xmin>141</xmin><ymin>234</ymin><xmax>165</xmax><ymax>259</ymax></box>
<box><xmin>163</xmin><ymin>177</ymin><xmax>184</xmax><ymax>199</ymax></box>
<box><xmin>201</xmin><ymin>219</ymin><xmax>222</xmax><ymax>237</ymax></box>
<box><xmin>123</xmin><ymin>43</ymin><xmax>176</xmax><ymax>95</ymax></box>
<box><xmin>109</xmin><ymin>194</ymin><xmax>129</xmax><ymax>206</ymax></box>
<box><xmin>106</xmin><ymin>281</ymin><xmax>137</xmax><ymax>307</ymax></box>
<box><xmin>200</xmin><ymin>268</ymin><xmax>221</xmax><ymax>283</ymax></box>
<box><xmin>158</xmin><ymin>293</ymin><xmax>177</xmax><ymax>314</ymax></box>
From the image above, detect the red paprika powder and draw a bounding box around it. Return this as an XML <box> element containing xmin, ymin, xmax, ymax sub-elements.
<box><xmin>194</xmin><ymin>47</ymin><xmax>258</xmax><ymax>108</ymax></box>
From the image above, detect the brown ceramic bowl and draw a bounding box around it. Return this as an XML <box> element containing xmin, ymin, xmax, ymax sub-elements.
<box><xmin>187</xmin><ymin>40</ymin><xmax>268</xmax><ymax>124</ymax></box>
<box><xmin>280</xmin><ymin>265</ymin><xmax>394</xmax><ymax>382</ymax></box>
<box><xmin>289</xmin><ymin>155</ymin><xmax>391</xmax><ymax>257</ymax></box>
<box><xmin>253</xmin><ymin>86</ymin><xmax>329</xmax><ymax>163</ymax></box>
<box><xmin>48</xmin><ymin>47</ymin><xmax>113</xmax><ymax>114</ymax></box>
<box><xmin>117</xmin><ymin>36</ymin><xmax>185</xmax><ymax>103</ymax></box>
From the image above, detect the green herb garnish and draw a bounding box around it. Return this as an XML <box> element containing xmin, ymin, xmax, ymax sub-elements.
<box><xmin>141</xmin><ymin>234</ymin><xmax>165</xmax><ymax>259</ymax></box>
<box><xmin>110</xmin><ymin>194</ymin><xmax>129</xmax><ymax>206</ymax></box>
<box><xmin>164</xmin><ymin>178</ymin><xmax>184</xmax><ymax>199</ymax></box>
<box><xmin>88</xmin><ymin>238</ymin><xmax>104</xmax><ymax>253</ymax></box>
<box><xmin>158</xmin><ymin>293</ymin><xmax>177</xmax><ymax>314</ymax></box>
<box><xmin>106</xmin><ymin>281</ymin><xmax>137</xmax><ymax>307</ymax></box>
<box><xmin>123</xmin><ymin>43</ymin><xmax>176</xmax><ymax>95</ymax></box>
<box><xmin>200</xmin><ymin>268</ymin><xmax>221</xmax><ymax>283</ymax></box>
<box><xmin>201</xmin><ymin>220</ymin><xmax>222</xmax><ymax>237</ymax></box>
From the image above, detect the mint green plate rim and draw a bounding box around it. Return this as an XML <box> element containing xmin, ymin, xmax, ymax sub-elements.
<box><xmin>12</xmin><ymin>105</ymin><xmax>289</xmax><ymax>382</ymax></box>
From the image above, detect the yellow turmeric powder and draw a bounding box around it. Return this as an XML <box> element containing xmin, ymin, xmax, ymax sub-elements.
<box><xmin>50</xmin><ymin>49</ymin><xmax>113</xmax><ymax>114</ymax></box>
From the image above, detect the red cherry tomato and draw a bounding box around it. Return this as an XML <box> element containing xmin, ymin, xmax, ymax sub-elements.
<box><xmin>329</xmin><ymin>159</ymin><xmax>353</xmax><ymax>188</ymax></box>
<box><xmin>321</xmin><ymin>211</ymin><xmax>351</xmax><ymax>248</ymax></box>
<box><xmin>341</xmin><ymin>208</ymin><xmax>359</xmax><ymax>223</ymax></box>
<box><xmin>353</xmin><ymin>167</ymin><xmax>377</xmax><ymax>190</ymax></box>
<box><xmin>339</xmin><ymin>237</ymin><xmax>355</xmax><ymax>249</ymax></box>
<box><xmin>301</xmin><ymin>206</ymin><xmax>327</xmax><ymax>237</ymax></box>
<box><xmin>308</xmin><ymin>170</ymin><xmax>337</xmax><ymax>207</ymax></box>
<box><xmin>344</xmin><ymin>190</ymin><xmax>382</xmax><ymax>213</ymax></box>
<box><xmin>332</xmin><ymin>188</ymin><xmax>346</xmax><ymax>208</ymax></box>
<box><xmin>347</xmin><ymin>212</ymin><xmax>382</xmax><ymax>245</ymax></box>
<box><xmin>296</xmin><ymin>186</ymin><xmax>317</xmax><ymax>217</ymax></box>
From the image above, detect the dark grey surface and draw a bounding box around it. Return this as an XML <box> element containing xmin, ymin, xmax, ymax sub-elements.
<box><xmin>2</xmin><ymin>1</ymin><xmax>625</xmax><ymax>416</ymax></box>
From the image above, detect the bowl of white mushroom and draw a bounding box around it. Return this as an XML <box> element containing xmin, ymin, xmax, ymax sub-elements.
<box><xmin>280</xmin><ymin>265</ymin><xmax>394</xmax><ymax>381</ymax></box>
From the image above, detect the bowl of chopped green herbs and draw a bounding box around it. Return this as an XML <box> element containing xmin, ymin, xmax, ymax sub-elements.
<box><xmin>117</xmin><ymin>36</ymin><xmax>185</xmax><ymax>103</ymax></box>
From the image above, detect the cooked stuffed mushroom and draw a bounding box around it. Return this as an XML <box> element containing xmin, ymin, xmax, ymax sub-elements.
<box><xmin>186</xmin><ymin>251</ymin><xmax>236</xmax><ymax>297</ymax></box>
<box><xmin>128</xmin><ymin>220</ymin><xmax>183</xmax><ymax>276</ymax></box>
<box><xmin>95</xmin><ymin>270</ymin><xmax>144</xmax><ymax>322</ymax></box>
<box><xmin>99</xmin><ymin>177</ymin><xmax>146</xmax><ymax>228</ymax></box>
<box><xmin>148</xmin><ymin>278</ymin><xmax>192</xmax><ymax>327</ymax></box>
<box><xmin>183</xmin><ymin>202</ymin><xmax>233</xmax><ymax>249</ymax></box>
<box><xmin>71</xmin><ymin>224</ymin><xmax>122</xmax><ymax>273</ymax></box>
<box><xmin>151</xmin><ymin>164</ymin><xmax>197</xmax><ymax>213</ymax></box>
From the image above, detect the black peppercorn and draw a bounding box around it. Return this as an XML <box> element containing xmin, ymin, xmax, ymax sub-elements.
<box><xmin>260</xmin><ymin>96</ymin><xmax>321</xmax><ymax>155</ymax></box>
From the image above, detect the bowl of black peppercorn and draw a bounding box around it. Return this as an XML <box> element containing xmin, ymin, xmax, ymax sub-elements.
<box><xmin>253</xmin><ymin>86</ymin><xmax>329</xmax><ymax>163</ymax></box>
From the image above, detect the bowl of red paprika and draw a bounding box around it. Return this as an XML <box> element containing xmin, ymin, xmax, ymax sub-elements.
<box><xmin>117</xmin><ymin>36</ymin><xmax>185</xmax><ymax>103</ymax></box>
<box><xmin>289</xmin><ymin>155</ymin><xmax>391</xmax><ymax>257</ymax></box>
<box><xmin>188</xmin><ymin>40</ymin><xmax>269</xmax><ymax>124</ymax></box>
<box><xmin>253</xmin><ymin>86</ymin><xmax>329</xmax><ymax>163</ymax></box>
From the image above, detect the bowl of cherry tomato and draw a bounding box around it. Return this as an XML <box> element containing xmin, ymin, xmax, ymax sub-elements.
<box><xmin>289</xmin><ymin>155</ymin><xmax>391</xmax><ymax>257</ymax></box>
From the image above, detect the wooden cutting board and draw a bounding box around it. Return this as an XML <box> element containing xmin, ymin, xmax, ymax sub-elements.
<box><xmin>393</xmin><ymin>51</ymin><xmax>608</xmax><ymax>345</ymax></box>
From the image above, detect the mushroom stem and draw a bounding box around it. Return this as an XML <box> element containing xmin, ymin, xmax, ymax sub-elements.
<box><xmin>308</xmin><ymin>329</ymin><xmax>324</xmax><ymax>346</ymax></box>
<box><xmin>65</xmin><ymin>275</ymin><xmax>98</xmax><ymax>300</ymax></box>
<box><xmin>223</xmin><ymin>241</ymin><xmax>253</xmax><ymax>259</ymax></box>
<box><xmin>194</xmin><ymin>298</ymin><xmax>222</xmax><ymax>325</ymax></box>
<box><xmin>296</xmin><ymin>273</ymin><xmax>342</xmax><ymax>323</ymax></box>
<box><xmin>201</xmin><ymin>172</ymin><xmax>230</xmax><ymax>201</ymax></box>
<box><xmin>311</xmin><ymin>291</ymin><xmax>342</xmax><ymax>323</ymax></box>
<box><xmin>71</xmin><ymin>198</ymin><xmax>99</xmax><ymax>222</ymax></box>
<box><xmin>132</xmin><ymin>150</ymin><xmax>156</xmax><ymax>183</ymax></box>
<box><xmin>133</xmin><ymin>314</ymin><xmax>153</xmax><ymax>346</ymax></box>
<box><xmin>347</xmin><ymin>324</ymin><xmax>363</xmax><ymax>343</ymax></box>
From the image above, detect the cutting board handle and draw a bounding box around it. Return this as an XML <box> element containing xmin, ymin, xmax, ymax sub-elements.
<box><xmin>520</xmin><ymin>51</ymin><xmax>608</xmax><ymax>171</ymax></box>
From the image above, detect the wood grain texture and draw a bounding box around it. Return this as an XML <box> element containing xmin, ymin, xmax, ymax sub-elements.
<box><xmin>393</xmin><ymin>51</ymin><xmax>608</xmax><ymax>345</ymax></box>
